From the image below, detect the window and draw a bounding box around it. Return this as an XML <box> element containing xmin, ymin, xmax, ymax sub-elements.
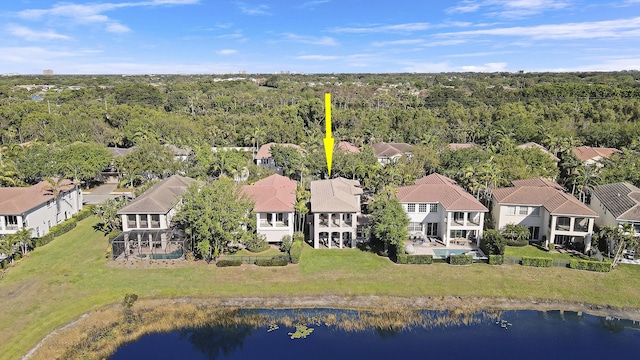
<box><xmin>530</xmin><ymin>207</ymin><xmax>540</xmax><ymax>216</ymax></box>
<box><xmin>151</xmin><ymin>214</ymin><xmax>161</xmax><ymax>228</ymax></box>
<box><xmin>454</xmin><ymin>212</ymin><xmax>464</xmax><ymax>222</ymax></box>
<box><xmin>519</xmin><ymin>207</ymin><xmax>528</xmax><ymax>216</ymax></box>
<box><xmin>426</xmin><ymin>223</ymin><xmax>438</xmax><ymax>236</ymax></box>
<box><xmin>276</xmin><ymin>213</ymin><xmax>284</xmax><ymax>222</ymax></box>
<box><xmin>407</xmin><ymin>222</ymin><xmax>422</xmax><ymax>232</ymax></box>
<box><xmin>430</xmin><ymin>204</ymin><xmax>438</xmax><ymax>213</ymax></box>
<box><xmin>6</xmin><ymin>216</ymin><xmax>18</xmax><ymax>230</ymax></box>
<box><xmin>407</xmin><ymin>204</ymin><xmax>416</xmax><ymax>212</ymax></box>
<box><xmin>450</xmin><ymin>230</ymin><xmax>467</xmax><ymax>238</ymax></box>
<box><xmin>506</xmin><ymin>206</ymin><xmax>516</xmax><ymax>215</ymax></box>
<box><xmin>419</xmin><ymin>204</ymin><xmax>428</xmax><ymax>213</ymax></box>
<box><xmin>529</xmin><ymin>226</ymin><xmax>540</xmax><ymax>240</ymax></box>
<box><xmin>556</xmin><ymin>217</ymin><xmax>571</xmax><ymax>231</ymax></box>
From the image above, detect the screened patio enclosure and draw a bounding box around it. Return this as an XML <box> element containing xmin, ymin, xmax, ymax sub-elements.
<box><xmin>112</xmin><ymin>228</ymin><xmax>188</xmax><ymax>260</ymax></box>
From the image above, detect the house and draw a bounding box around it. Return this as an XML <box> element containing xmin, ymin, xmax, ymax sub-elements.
<box><xmin>573</xmin><ymin>146</ymin><xmax>620</xmax><ymax>166</ymax></box>
<box><xmin>337</xmin><ymin>141</ymin><xmax>360</xmax><ymax>154</ymax></box>
<box><xmin>118</xmin><ymin>175</ymin><xmax>195</xmax><ymax>231</ymax></box>
<box><xmin>589</xmin><ymin>182</ymin><xmax>640</xmax><ymax>236</ymax></box>
<box><xmin>98</xmin><ymin>146</ymin><xmax>136</xmax><ymax>184</ymax></box>
<box><xmin>255</xmin><ymin>143</ymin><xmax>302</xmax><ymax>169</ymax></box>
<box><xmin>492</xmin><ymin>178</ymin><xmax>598</xmax><ymax>251</ymax></box>
<box><xmin>447</xmin><ymin>143</ymin><xmax>476</xmax><ymax>151</ymax></box>
<box><xmin>242</xmin><ymin>174</ymin><xmax>296</xmax><ymax>243</ymax></box>
<box><xmin>0</xmin><ymin>179</ymin><xmax>83</xmax><ymax>237</ymax></box>
<box><xmin>164</xmin><ymin>144</ymin><xmax>191</xmax><ymax>162</ymax></box>
<box><xmin>309</xmin><ymin>178</ymin><xmax>363</xmax><ymax>249</ymax></box>
<box><xmin>396</xmin><ymin>173</ymin><xmax>488</xmax><ymax>247</ymax></box>
<box><xmin>517</xmin><ymin>142</ymin><xmax>560</xmax><ymax>163</ymax></box>
<box><xmin>372</xmin><ymin>142</ymin><xmax>412</xmax><ymax>165</ymax></box>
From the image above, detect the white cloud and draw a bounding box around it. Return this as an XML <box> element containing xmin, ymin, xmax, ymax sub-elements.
<box><xmin>296</xmin><ymin>55</ymin><xmax>340</xmax><ymax>60</ymax></box>
<box><xmin>217</xmin><ymin>49</ymin><xmax>238</xmax><ymax>55</ymax></box>
<box><xmin>439</xmin><ymin>16</ymin><xmax>640</xmax><ymax>40</ymax></box>
<box><xmin>236</xmin><ymin>2</ymin><xmax>272</xmax><ymax>15</ymax></box>
<box><xmin>14</xmin><ymin>1</ymin><xmax>199</xmax><ymax>33</ymax></box>
<box><xmin>403</xmin><ymin>61</ymin><xmax>508</xmax><ymax>72</ymax></box>
<box><xmin>283</xmin><ymin>33</ymin><xmax>338</xmax><ymax>46</ymax></box>
<box><xmin>461</xmin><ymin>62</ymin><xmax>507</xmax><ymax>71</ymax></box>
<box><xmin>330</xmin><ymin>22</ymin><xmax>432</xmax><ymax>34</ymax></box>
<box><xmin>298</xmin><ymin>1</ymin><xmax>330</xmax><ymax>10</ymax></box>
<box><xmin>447</xmin><ymin>0</ymin><xmax>572</xmax><ymax>18</ymax></box>
<box><xmin>7</xmin><ymin>24</ymin><xmax>71</xmax><ymax>41</ymax></box>
<box><xmin>371</xmin><ymin>39</ymin><xmax>425</xmax><ymax>47</ymax></box>
<box><xmin>550</xmin><ymin>56</ymin><xmax>640</xmax><ymax>72</ymax></box>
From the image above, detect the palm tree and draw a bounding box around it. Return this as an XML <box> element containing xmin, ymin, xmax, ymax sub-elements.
<box><xmin>42</xmin><ymin>177</ymin><xmax>66</xmax><ymax>225</ymax></box>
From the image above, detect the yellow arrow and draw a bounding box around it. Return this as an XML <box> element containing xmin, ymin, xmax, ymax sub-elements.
<box><xmin>323</xmin><ymin>93</ymin><xmax>334</xmax><ymax>177</ymax></box>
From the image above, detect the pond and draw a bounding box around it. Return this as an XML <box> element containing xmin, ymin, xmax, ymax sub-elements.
<box><xmin>110</xmin><ymin>309</ymin><xmax>640</xmax><ymax>359</ymax></box>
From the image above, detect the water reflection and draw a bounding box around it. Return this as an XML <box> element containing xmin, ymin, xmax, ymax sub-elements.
<box><xmin>111</xmin><ymin>309</ymin><xmax>640</xmax><ymax>360</ymax></box>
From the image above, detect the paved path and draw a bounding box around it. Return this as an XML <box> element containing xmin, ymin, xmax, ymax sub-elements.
<box><xmin>83</xmin><ymin>184</ymin><xmax>123</xmax><ymax>205</ymax></box>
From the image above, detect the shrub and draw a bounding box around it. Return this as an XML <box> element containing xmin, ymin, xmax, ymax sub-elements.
<box><xmin>245</xmin><ymin>234</ymin><xmax>269</xmax><ymax>253</ymax></box>
<box><xmin>108</xmin><ymin>230</ymin><xmax>122</xmax><ymax>243</ymax></box>
<box><xmin>569</xmin><ymin>260</ymin><xmax>612</xmax><ymax>272</ymax></box>
<box><xmin>489</xmin><ymin>254</ymin><xmax>504</xmax><ymax>265</ymax></box>
<box><xmin>289</xmin><ymin>240</ymin><xmax>302</xmax><ymax>264</ymax></box>
<box><xmin>549</xmin><ymin>243</ymin><xmax>555</xmax><ymax>251</ymax></box>
<box><xmin>255</xmin><ymin>258</ymin><xmax>288</xmax><ymax>266</ymax></box>
<box><xmin>0</xmin><ymin>259</ymin><xmax>7</xmax><ymax>269</ymax></box>
<box><xmin>280</xmin><ymin>235</ymin><xmax>293</xmax><ymax>253</ymax></box>
<box><xmin>73</xmin><ymin>207</ymin><xmax>93</xmax><ymax>221</ymax></box>
<box><xmin>449</xmin><ymin>254</ymin><xmax>473</xmax><ymax>265</ymax></box>
<box><xmin>216</xmin><ymin>259</ymin><xmax>242</xmax><ymax>267</ymax></box>
<box><xmin>293</xmin><ymin>231</ymin><xmax>304</xmax><ymax>243</ymax></box>
<box><xmin>521</xmin><ymin>257</ymin><xmax>552</xmax><ymax>267</ymax></box>
<box><xmin>397</xmin><ymin>254</ymin><xmax>433</xmax><ymax>264</ymax></box>
<box><xmin>506</xmin><ymin>239</ymin><xmax>529</xmax><ymax>247</ymax></box>
<box><xmin>35</xmin><ymin>233</ymin><xmax>54</xmax><ymax>247</ymax></box>
<box><xmin>480</xmin><ymin>230</ymin><xmax>506</xmax><ymax>255</ymax></box>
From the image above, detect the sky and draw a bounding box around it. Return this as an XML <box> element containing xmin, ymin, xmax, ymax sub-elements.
<box><xmin>1</xmin><ymin>0</ymin><xmax>640</xmax><ymax>74</ymax></box>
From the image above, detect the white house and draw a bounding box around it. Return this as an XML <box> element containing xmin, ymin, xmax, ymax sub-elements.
<box><xmin>118</xmin><ymin>175</ymin><xmax>195</xmax><ymax>231</ymax></box>
<box><xmin>255</xmin><ymin>143</ymin><xmax>302</xmax><ymax>169</ymax></box>
<box><xmin>589</xmin><ymin>182</ymin><xmax>640</xmax><ymax>236</ymax></box>
<box><xmin>396</xmin><ymin>173</ymin><xmax>488</xmax><ymax>247</ymax></box>
<box><xmin>372</xmin><ymin>142</ymin><xmax>412</xmax><ymax>165</ymax></box>
<box><xmin>242</xmin><ymin>174</ymin><xmax>296</xmax><ymax>243</ymax></box>
<box><xmin>310</xmin><ymin>178</ymin><xmax>362</xmax><ymax>249</ymax></box>
<box><xmin>492</xmin><ymin>178</ymin><xmax>598</xmax><ymax>252</ymax></box>
<box><xmin>0</xmin><ymin>179</ymin><xmax>83</xmax><ymax>237</ymax></box>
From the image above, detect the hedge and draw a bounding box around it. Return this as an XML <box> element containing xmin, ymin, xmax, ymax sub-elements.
<box><xmin>72</xmin><ymin>207</ymin><xmax>93</xmax><ymax>221</ymax></box>
<box><xmin>569</xmin><ymin>260</ymin><xmax>612</xmax><ymax>272</ymax></box>
<box><xmin>108</xmin><ymin>230</ymin><xmax>122</xmax><ymax>243</ymax></box>
<box><xmin>216</xmin><ymin>259</ymin><xmax>242</xmax><ymax>267</ymax></box>
<box><xmin>449</xmin><ymin>254</ymin><xmax>473</xmax><ymax>265</ymax></box>
<box><xmin>397</xmin><ymin>254</ymin><xmax>433</xmax><ymax>265</ymax></box>
<box><xmin>289</xmin><ymin>240</ymin><xmax>302</xmax><ymax>264</ymax></box>
<box><xmin>34</xmin><ymin>218</ymin><xmax>78</xmax><ymax>247</ymax></box>
<box><xmin>489</xmin><ymin>254</ymin><xmax>504</xmax><ymax>265</ymax></box>
<box><xmin>506</xmin><ymin>239</ymin><xmax>529</xmax><ymax>247</ymax></box>
<box><xmin>521</xmin><ymin>257</ymin><xmax>552</xmax><ymax>267</ymax></box>
<box><xmin>255</xmin><ymin>258</ymin><xmax>289</xmax><ymax>266</ymax></box>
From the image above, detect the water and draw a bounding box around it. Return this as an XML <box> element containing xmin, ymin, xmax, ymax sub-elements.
<box><xmin>110</xmin><ymin>310</ymin><xmax>640</xmax><ymax>359</ymax></box>
<box><xmin>432</xmin><ymin>249</ymin><xmax>485</xmax><ymax>259</ymax></box>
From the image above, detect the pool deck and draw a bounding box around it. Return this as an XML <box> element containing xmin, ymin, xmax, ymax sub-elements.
<box><xmin>407</xmin><ymin>238</ymin><xmax>482</xmax><ymax>257</ymax></box>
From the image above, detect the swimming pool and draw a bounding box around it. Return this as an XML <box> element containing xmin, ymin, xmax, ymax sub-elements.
<box><xmin>432</xmin><ymin>249</ymin><xmax>485</xmax><ymax>259</ymax></box>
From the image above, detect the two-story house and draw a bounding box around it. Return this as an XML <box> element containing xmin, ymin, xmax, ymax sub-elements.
<box><xmin>118</xmin><ymin>175</ymin><xmax>195</xmax><ymax>232</ymax></box>
<box><xmin>242</xmin><ymin>174</ymin><xmax>296</xmax><ymax>243</ymax></box>
<box><xmin>310</xmin><ymin>178</ymin><xmax>362</xmax><ymax>249</ymax></box>
<box><xmin>492</xmin><ymin>178</ymin><xmax>598</xmax><ymax>252</ymax></box>
<box><xmin>0</xmin><ymin>179</ymin><xmax>83</xmax><ymax>237</ymax></box>
<box><xmin>372</xmin><ymin>142</ymin><xmax>412</xmax><ymax>165</ymax></box>
<box><xmin>396</xmin><ymin>173</ymin><xmax>488</xmax><ymax>247</ymax></box>
<box><xmin>255</xmin><ymin>143</ymin><xmax>302</xmax><ymax>169</ymax></box>
<box><xmin>589</xmin><ymin>182</ymin><xmax>640</xmax><ymax>237</ymax></box>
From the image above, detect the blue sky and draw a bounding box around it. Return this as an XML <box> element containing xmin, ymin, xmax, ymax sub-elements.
<box><xmin>1</xmin><ymin>0</ymin><xmax>640</xmax><ymax>74</ymax></box>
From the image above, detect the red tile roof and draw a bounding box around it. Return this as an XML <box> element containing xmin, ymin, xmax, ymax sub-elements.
<box><xmin>396</xmin><ymin>173</ymin><xmax>488</xmax><ymax>212</ymax></box>
<box><xmin>493</xmin><ymin>178</ymin><xmax>597</xmax><ymax>217</ymax></box>
<box><xmin>255</xmin><ymin>143</ymin><xmax>302</xmax><ymax>159</ymax></box>
<box><xmin>243</xmin><ymin>174</ymin><xmax>297</xmax><ymax>212</ymax></box>
<box><xmin>0</xmin><ymin>179</ymin><xmax>76</xmax><ymax>215</ymax></box>
<box><xmin>573</xmin><ymin>146</ymin><xmax>620</xmax><ymax>162</ymax></box>
<box><xmin>337</xmin><ymin>141</ymin><xmax>360</xmax><ymax>153</ymax></box>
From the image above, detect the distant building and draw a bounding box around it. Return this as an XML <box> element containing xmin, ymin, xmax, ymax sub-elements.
<box><xmin>517</xmin><ymin>142</ymin><xmax>559</xmax><ymax>163</ymax></box>
<box><xmin>573</xmin><ymin>146</ymin><xmax>620</xmax><ymax>166</ymax></box>
<box><xmin>447</xmin><ymin>143</ymin><xmax>476</xmax><ymax>151</ymax></box>
<box><xmin>337</xmin><ymin>141</ymin><xmax>360</xmax><ymax>154</ymax></box>
<box><xmin>372</xmin><ymin>142</ymin><xmax>412</xmax><ymax>165</ymax></box>
<box><xmin>43</xmin><ymin>69</ymin><xmax>54</xmax><ymax>75</ymax></box>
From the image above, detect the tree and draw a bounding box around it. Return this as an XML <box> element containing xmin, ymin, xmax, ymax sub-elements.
<box><xmin>501</xmin><ymin>224</ymin><xmax>530</xmax><ymax>244</ymax></box>
<box><xmin>92</xmin><ymin>197</ymin><xmax>129</xmax><ymax>234</ymax></box>
<box><xmin>369</xmin><ymin>187</ymin><xmax>409</xmax><ymax>254</ymax></box>
<box><xmin>294</xmin><ymin>184</ymin><xmax>310</xmax><ymax>232</ymax></box>
<box><xmin>42</xmin><ymin>177</ymin><xmax>67</xmax><ymax>224</ymax></box>
<box><xmin>480</xmin><ymin>229</ymin><xmax>506</xmax><ymax>255</ymax></box>
<box><xmin>176</xmin><ymin>179</ymin><xmax>254</xmax><ymax>262</ymax></box>
<box><xmin>58</xmin><ymin>142</ymin><xmax>112</xmax><ymax>187</ymax></box>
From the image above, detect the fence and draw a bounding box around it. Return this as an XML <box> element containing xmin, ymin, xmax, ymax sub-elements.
<box><xmin>223</xmin><ymin>254</ymin><xmax>290</xmax><ymax>264</ymax></box>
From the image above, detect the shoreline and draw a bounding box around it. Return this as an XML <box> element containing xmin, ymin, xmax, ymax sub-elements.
<box><xmin>25</xmin><ymin>294</ymin><xmax>640</xmax><ymax>359</ymax></box>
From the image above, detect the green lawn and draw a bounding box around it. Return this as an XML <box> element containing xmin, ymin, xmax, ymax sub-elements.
<box><xmin>1</xmin><ymin>217</ymin><xmax>640</xmax><ymax>359</ymax></box>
